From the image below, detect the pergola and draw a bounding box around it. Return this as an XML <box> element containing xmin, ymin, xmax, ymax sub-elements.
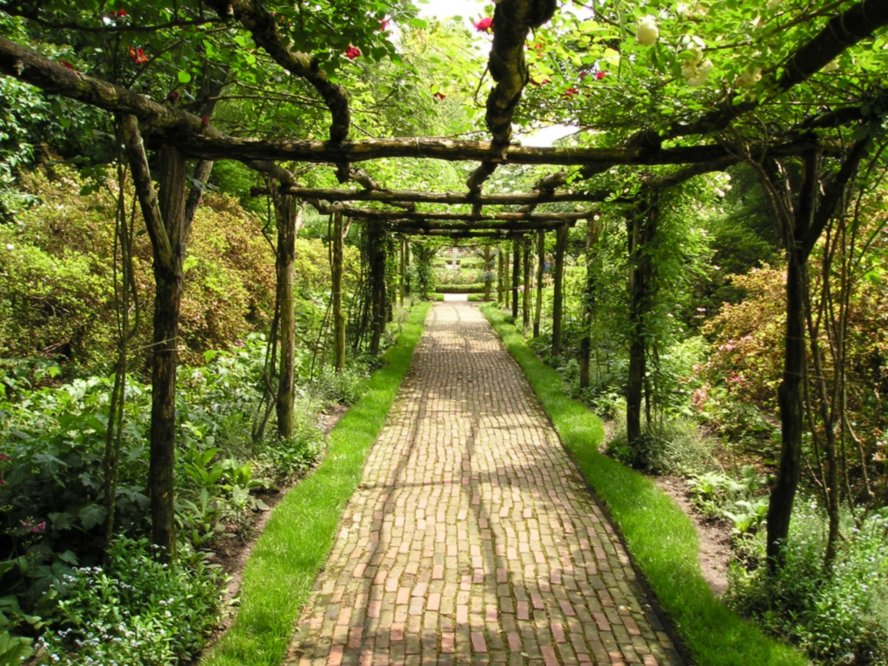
<box><xmin>1</xmin><ymin>0</ymin><xmax>885</xmax><ymax>562</ymax></box>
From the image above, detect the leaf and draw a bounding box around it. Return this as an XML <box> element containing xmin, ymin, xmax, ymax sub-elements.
<box><xmin>77</xmin><ymin>503</ymin><xmax>106</xmax><ymax>530</ymax></box>
<box><xmin>177</xmin><ymin>69</ymin><xmax>192</xmax><ymax>84</ymax></box>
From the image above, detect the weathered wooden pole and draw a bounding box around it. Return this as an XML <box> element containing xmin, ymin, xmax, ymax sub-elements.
<box><xmin>511</xmin><ymin>238</ymin><xmax>520</xmax><ymax>319</ymax></box>
<box><xmin>533</xmin><ymin>229</ymin><xmax>544</xmax><ymax>337</ymax></box>
<box><xmin>398</xmin><ymin>236</ymin><xmax>406</xmax><ymax>307</ymax></box>
<box><xmin>626</xmin><ymin>194</ymin><xmax>657</xmax><ymax>449</ymax></box>
<box><xmin>332</xmin><ymin>210</ymin><xmax>346</xmax><ymax>372</ymax></box>
<box><xmin>497</xmin><ymin>247</ymin><xmax>505</xmax><ymax>305</ymax></box>
<box><xmin>368</xmin><ymin>223</ymin><xmax>387</xmax><ymax>355</ymax></box>
<box><xmin>120</xmin><ymin>115</ymin><xmax>211</xmax><ymax>558</ymax></box>
<box><xmin>551</xmin><ymin>223</ymin><xmax>568</xmax><ymax>356</ymax></box>
<box><xmin>482</xmin><ymin>245</ymin><xmax>494</xmax><ymax>300</ymax></box>
<box><xmin>579</xmin><ymin>218</ymin><xmax>600</xmax><ymax>389</ymax></box>
<box><xmin>271</xmin><ymin>191</ymin><xmax>299</xmax><ymax>440</ymax></box>
<box><xmin>522</xmin><ymin>235</ymin><xmax>531</xmax><ymax>329</ymax></box>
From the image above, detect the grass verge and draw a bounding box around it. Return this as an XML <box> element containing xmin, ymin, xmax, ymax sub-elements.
<box><xmin>201</xmin><ymin>302</ymin><xmax>430</xmax><ymax>666</ymax></box>
<box><xmin>481</xmin><ymin>304</ymin><xmax>806</xmax><ymax>666</ymax></box>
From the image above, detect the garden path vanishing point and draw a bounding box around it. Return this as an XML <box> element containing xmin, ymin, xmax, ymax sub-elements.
<box><xmin>288</xmin><ymin>302</ymin><xmax>682</xmax><ymax>665</ymax></box>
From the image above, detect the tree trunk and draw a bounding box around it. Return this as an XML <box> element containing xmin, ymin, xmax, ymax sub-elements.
<box><xmin>626</xmin><ymin>197</ymin><xmax>657</xmax><ymax>450</ymax></box>
<box><xmin>533</xmin><ymin>229</ymin><xmax>544</xmax><ymax>338</ymax></box>
<box><xmin>551</xmin><ymin>223</ymin><xmax>568</xmax><ymax>357</ymax></box>
<box><xmin>522</xmin><ymin>235</ymin><xmax>531</xmax><ymax>329</ymax></box>
<box><xmin>767</xmin><ymin>247</ymin><xmax>808</xmax><ymax>568</ymax></box>
<box><xmin>399</xmin><ymin>237</ymin><xmax>406</xmax><ymax>307</ymax></box>
<box><xmin>332</xmin><ymin>211</ymin><xmax>346</xmax><ymax>372</ymax></box>
<box><xmin>511</xmin><ymin>239</ymin><xmax>520</xmax><ymax>320</ymax></box>
<box><xmin>272</xmin><ymin>194</ymin><xmax>298</xmax><ymax>440</ymax></box>
<box><xmin>497</xmin><ymin>247</ymin><xmax>504</xmax><ymax>305</ymax></box>
<box><xmin>368</xmin><ymin>224</ymin><xmax>386</xmax><ymax>355</ymax></box>
<box><xmin>579</xmin><ymin>219</ymin><xmax>600</xmax><ymax>389</ymax></box>
<box><xmin>149</xmin><ymin>146</ymin><xmax>187</xmax><ymax>558</ymax></box>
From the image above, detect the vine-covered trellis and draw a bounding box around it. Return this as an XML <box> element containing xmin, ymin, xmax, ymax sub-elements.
<box><xmin>1</xmin><ymin>0</ymin><xmax>886</xmax><ymax>570</ymax></box>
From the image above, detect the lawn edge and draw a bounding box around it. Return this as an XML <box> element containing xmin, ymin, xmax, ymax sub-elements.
<box><xmin>481</xmin><ymin>304</ymin><xmax>806</xmax><ymax>666</ymax></box>
<box><xmin>201</xmin><ymin>302</ymin><xmax>430</xmax><ymax>666</ymax></box>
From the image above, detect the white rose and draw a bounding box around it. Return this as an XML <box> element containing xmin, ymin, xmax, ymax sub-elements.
<box><xmin>636</xmin><ymin>16</ymin><xmax>659</xmax><ymax>46</ymax></box>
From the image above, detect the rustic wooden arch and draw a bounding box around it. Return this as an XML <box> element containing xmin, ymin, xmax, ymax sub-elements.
<box><xmin>1</xmin><ymin>0</ymin><xmax>886</xmax><ymax>562</ymax></box>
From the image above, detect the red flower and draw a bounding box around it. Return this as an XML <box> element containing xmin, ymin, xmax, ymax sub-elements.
<box><xmin>596</xmin><ymin>71</ymin><xmax>606</xmax><ymax>80</ymax></box>
<box><xmin>563</xmin><ymin>86</ymin><xmax>579</xmax><ymax>98</ymax></box>
<box><xmin>167</xmin><ymin>90</ymin><xmax>180</xmax><ymax>103</ymax></box>
<box><xmin>432</xmin><ymin>91</ymin><xmax>446</xmax><ymax>100</ymax></box>
<box><xmin>200</xmin><ymin>115</ymin><xmax>210</xmax><ymax>127</ymax></box>
<box><xmin>30</xmin><ymin>521</ymin><xmax>46</xmax><ymax>534</ymax></box>
<box><xmin>474</xmin><ymin>17</ymin><xmax>493</xmax><ymax>32</ymax></box>
<box><xmin>344</xmin><ymin>45</ymin><xmax>361</xmax><ymax>60</ymax></box>
<box><xmin>379</xmin><ymin>18</ymin><xmax>390</xmax><ymax>31</ymax></box>
<box><xmin>60</xmin><ymin>60</ymin><xmax>76</xmax><ymax>70</ymax></box>
<box><xmin>113</xmin><ymin>8</ymin><xmax>128</xmax><ymax>17</ymax></box>
<box><xmin>128</xmin><ymin>47</ymin><xmax>148</xmax><ymax>65</ymax></box>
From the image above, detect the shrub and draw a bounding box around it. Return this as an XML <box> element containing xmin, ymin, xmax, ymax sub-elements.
<box><xmin>727</xmin><ymin>503</ymin><xmax>888</xmax><ymax>665</ymax></box>
<box><xmin>0</xmin><ymin>168</ymin><xmax>275</xmax><ymax>373</ymax></box>
<box><xmin>37</xmin><ymin>537</ymin><xmax>224</xmax><ymax>666</ymax></box>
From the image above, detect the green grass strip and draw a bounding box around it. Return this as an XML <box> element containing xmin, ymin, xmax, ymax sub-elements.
<box><xmin>481</xmin><ymin>304</ymin><xmax>806</xmax><ymax>666</ymax></box>
<box><xmin>201</xmin><ymin>302</ymin><xmax>430</xmax><ymax>666</ymax></box>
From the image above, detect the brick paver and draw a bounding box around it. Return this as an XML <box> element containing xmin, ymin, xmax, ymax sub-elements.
<box><xmin>288</xmin><ymin>303</ymin><xmax>682</xmax><ymax>665</ymax></box>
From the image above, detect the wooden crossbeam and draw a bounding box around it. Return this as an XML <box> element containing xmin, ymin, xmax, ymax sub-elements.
<box><xmin>281</xmin><ymin>187</ymin><xmax>595</xmax><ymax>205</ymax></box>
<box><xmin>340</xmin><ymin>207</ymin><xmax>593</xmax><ymax>222</ymax></box>
<box><xmin>394</xmin><ymin>228</ymin><xmax>522</xmax><ymax>238</ymax></box>
<box><xmin>377</xmin><ymin>219</ymin><xmax>577</xmax><ymax>232</ymax></box>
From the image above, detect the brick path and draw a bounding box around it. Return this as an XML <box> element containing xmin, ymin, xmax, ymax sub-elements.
<box><xmin>288</xmin><ymin>303</ymin><xmax>681</xmax><ymax>665</ymax></box>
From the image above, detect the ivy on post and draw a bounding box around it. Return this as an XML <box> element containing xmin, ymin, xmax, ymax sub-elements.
<box><xmin>522</xmin><ymin>234</ymin><xmax>532</xmax><ymax>329</ymax></box>
<box><xmin>331</xmin><ymin>210</ymin><xmax>347</xmax><ymax>372</ymax></box>
<box><xmin>579</xmin><ymin>218</ymin><xmax>601</xmax><ymax>390</ymax></box>
<box><xmin>367</xmin><ymin>223</ymin><xmax>387</xmax><ymax>355</ymax></box>
<box><xmin>551</xmin><ymin>222</ymin><xmax>568</xmax><ymax>357</ymax></box>
<box><xmin>625</xmin><ymin>191</ymin><xmax>658</xmax><ymax>453</ymax></box>
<box><xmin>534</xmin><ymin>229</ymin><xmax>544</xmax><ymax>338</ymax></box>
<box><xmin>511</xmin><ymin>238</ymin><xmax>520</xmax><ymax>320</ymax></box>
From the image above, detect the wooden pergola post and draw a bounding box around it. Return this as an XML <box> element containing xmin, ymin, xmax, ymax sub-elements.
<box><xmin>533</xmin><ymin>229</ymin><xmax>544</xmax><ymax>338</ymax></box>
<box><xmin>579</xmin><ymin>218</ymin><xmax>600</xmax><ymax>389</ymax></box>
<box><xmin>398</xmin><ymin>236</ymin><xmax>406</xmax><ymax>307</ymax></box>
<box><xmin>551</xmin><ymin>223</ymin><xmax>568</xmax><ymax>357</ymax></box>
<box><xmin>522</xmin><ymin>234</ymin><xmax>531</xmax><ymax>329</ymax></box>
<box><xmin>511</xmin><ymin>238</ymin><xmax>520</xmax><ymax>319</ymax></box>
<box><xmin>367</xmin><ymin>223</ymin><xmax>387</xmax><ymax>355</ymax></box>
<box><xmin>332</xmin><ymin>210</ymin><xmax>346</xmax><ymax>372</ymax></box>
<box><xmin>497</xmin><ymin>247</ymin><xmax>505</xmax><ymax>305</ymax></box>
<box><xmin>272</xmin><ymin>192</ymin><xmax>299</xmax><ymax>440</ymax></box>
<box><xmin>626</xmin><ymin>195</ymin><xmax>657</xmax><ymax>448</ymax></box>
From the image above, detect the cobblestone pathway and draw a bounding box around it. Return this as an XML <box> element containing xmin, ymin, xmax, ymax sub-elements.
<box><xmin>289</xmin><ymin>303</ymin><xmax>681</xmax><ymax>665</ymax></box>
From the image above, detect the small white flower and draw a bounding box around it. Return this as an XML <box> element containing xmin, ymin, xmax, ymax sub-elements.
<box><xmin>636</xmin><ymin>16</ymin><xmax>659</xmax><ymax>46</ymax></box>
<box><xmin>735</xmin><ymin>67</ymin><xmax>762</xmax><ymax>87</ymax></box>
<box><xmin>5</xmin><ymin>243</ymin><xmax>13</xmax><ymax>250</ymax></box>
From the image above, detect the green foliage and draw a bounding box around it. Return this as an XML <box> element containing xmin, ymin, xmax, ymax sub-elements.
<box><xmin>308</xmin><ymin>366</ymin><xmax>369</xmax><ymax>407</ymax></box>
<box><xmin>689</xmin><ymin>466</ymin><xmax>769</xmax><ymax>536</ymax></box>
<box><xmin>409</xmin><ymin>242</ymin><xmax>437</xmax><ymax>299</ymax></box>
<box><xmin>0</xmin><ymin>169</ymin><xmax>276</xmax><ymax>372</ymax></box>
<box><xmin>202</xmin><ymin>302</ymin><xmax>429</xmax><ymax>666</ymax></box>
<box><xmin>37</xmin><ymin>537</ymin><xmax>224</xmax><ymax>666</ymax></box>
<box><xmin>728</xmin><ymin>505</ymin><xmax>888</xmax><ymax>665</ymax></box>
